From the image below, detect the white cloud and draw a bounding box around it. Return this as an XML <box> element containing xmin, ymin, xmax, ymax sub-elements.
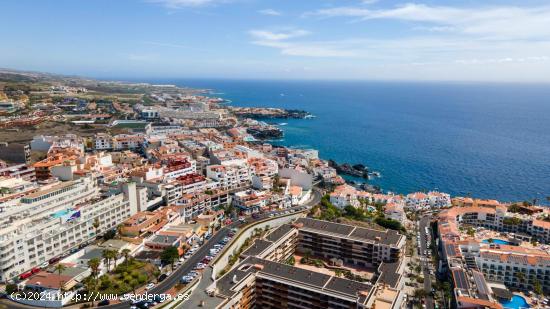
<box><xmin>249</xmin><ymin>29</ymin><xmax>358</xmax><ymax>57</ymax></box>
<box><xmin>258</xmin><ymin>9</ymin><xmax>282</xmax><ymax>16</ymax></box>
<box><xmin>146</xmin><ymin>0</ymin><xmax>217</xmax><ymax>8</ymax></box>
<box><xmin>306</xmin><ymin>3</ymin><xmax>550</xmax><ymax>39</ymax></box>
<box><xmin>249</xmin><ymin>29</ymin><xmax>310</xmax><ymax>41</ymax></box>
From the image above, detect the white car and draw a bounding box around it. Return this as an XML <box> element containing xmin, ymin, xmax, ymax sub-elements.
<box><xmin>146</xmin><ymin>283</ymin><xmax>155</xmax><ymax>290</ymax></box>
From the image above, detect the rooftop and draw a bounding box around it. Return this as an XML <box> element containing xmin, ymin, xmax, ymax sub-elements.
<box><xmin>296</xmin><ymin>217</ymin><xmax>403</xmax><ymax>246</ymax></box>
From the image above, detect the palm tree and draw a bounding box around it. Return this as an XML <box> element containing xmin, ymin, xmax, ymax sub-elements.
<box><xmin>102</xmin><ymin>250</ymin><xmax>111</xmax><ymax>272</ymax></box>
<box><xmin>93</xmin><ymin>218</ymin><xmax>101</xmax><ymax>238</ymax></box>
<box><xmin>88</xmin><ymin>257</ymin><xmax>101</xmax><ymax>279</ymax></box>
<box><xmin>83</xmin><ymin>276</ymin><xmax>98</xmax><ymax>307</ymax></box>
<box><xmin>121</xmin><ymin>248</ymin><xmax>131</xmax><ymax>267</ymax></box>
<box><xmin>53</xmin><ymin>264</ymin><xmax>67</xmax><ymax>292</ymax></box>
<box><xmin>112</xmin><ymin>251</ymin><xmax>120</xmax><ymax>269</ymax></box>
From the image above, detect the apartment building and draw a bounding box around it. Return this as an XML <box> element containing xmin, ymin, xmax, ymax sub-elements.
<box><xmin>405</xmin><ymin>191</ymin><xmax>451</xmax><ymax>210</ymax></box>
<box><xmin>164</xmin><ymin>173</ymin><xmax>207</xmax><ymax>204</ymax></box>
<box><xmin>163</xmin><ymin>158</ymin><xmax>196</xmax><ymax>180</ymax></box>
<box><xmin>214</xmin><ymin>256</ymin><xmax>375</xmax><ymax>309</ymax></box>
<box><xmin>212</xmin><ymin>217</ymin><xmax>407</xmax><ymax>309</ymax></box>
<box><xmin>0</xmin><ymin>178</ymin><xmax>138</xmax><ymax>282</ymax></box>
<box><xmin>206</xmin><ymin>163</ymin><xmax>251</xmax><ymax>190</ymax></box>
<box><xmin>295</xmin><ymin>218</ymin><xmax>405</xmax><ymax>268</ymax></box>
<box><xmin>330</xmin><ymin>184</ymin><xmax>361</xmax><ymax>208</ymax></box>
<box><xmin>232</xmin><ymin>189</ymin><xmax>271</xmax><ymax>214</ymax></box>
<box><xmin>241</xmin><ymin>224</ymin><xmax>298</xmax><ymax>263</ymax></box>
<box><xmin>176</xmin><ymin>190</ymin><xmax>229</xmax><ymax>222</ymax></box>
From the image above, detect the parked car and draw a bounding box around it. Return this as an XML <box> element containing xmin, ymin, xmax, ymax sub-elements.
<box><xmin>98</xmin><ymin>300</ymin><xmax>110</xmax><ymax>307</ymax></box>
<box><xmin>158</xmin><ymin>274</ymin><xmax>168</xmax><ymax>282</ymax></box>
<box><xmin>146</xmin><ymin>283</ymin><xmax>155</xmax><ymax>290</ymax></box>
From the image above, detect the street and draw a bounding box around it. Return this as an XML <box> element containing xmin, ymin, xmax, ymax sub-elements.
<box><xmin>0</xmin><ymin>190</ymin><xmax>322</xmax><ymax>309</ymax></box>
<box><xmin>419</xmin><ymin>215</ymin><xmax>434</xmax><ymax>309</ymax></box>
<box><xmin>100</xmin><ymin>188</ymin><xmax>321</xmax><ymax>309</ymax></box>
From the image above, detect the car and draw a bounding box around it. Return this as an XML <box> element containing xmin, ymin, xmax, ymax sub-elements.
<box><xmin>195</xmin><ymin>263</ymin><xmax>206</xmax><ymax>270</ymax></box>
<box><xmin>184</xmin><ymin>253</ymin><xmax>192</xmax><ymax>259</ymax></box>
<box><xmin>223</xmin><ymin>237</ymin><xmax>230</xmax><ymax>242</ymax></box>
<box><xmin>189</xmin><ymin>271</ymin><xmax>199</xmax><ymax>277</ymax></box>
<box><xmin>153</xmin><ymin>295</ymin><xmax>166</xmax><ymax>303</ymax></box>
<box><xmin>269</xmin><ymin>213</ymin><xmax>274</xmax><ymax>217</ymax></box>
<box><xmin>158</xmin><ymin>274</ymin><xmax>168</xmax><ymax>282</ymax></box>
<box><xmin>130</xmin><ymin>306</ymin><xmax>137</xmax><ymax>309</ymax></box>
<box><xmin>136</xmin><ymin>301</ymin><xmax>149</xmax><ymax>309</ymax></box>
<box><xmin>181</xmin><ymin>276</ymin><xmax>193</xmax><ymax>283</ymax></box>
<box><xmin>204</xmin><ymin>255</ymin><xmax>213</xmax><ymax>260</ymax></box>
<box><xmin>146</xmin><ymin>283</ymin><xmax>155</xmax><ymax>290</ymax></box>
<box><xmin>98</xmin><ymin>300</ymin><xmax>110</xmax><ymax>307</ymax></box>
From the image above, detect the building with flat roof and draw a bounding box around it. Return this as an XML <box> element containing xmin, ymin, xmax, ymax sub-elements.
<box><xmin>214</xmin><ymin>256</ymin><xmax>375</xmax><ymax>309</ymax></box>
<box><xmin>295</xmin><ymin>217</ymin><xmax>405</xmax><ymax>268</ymax></box>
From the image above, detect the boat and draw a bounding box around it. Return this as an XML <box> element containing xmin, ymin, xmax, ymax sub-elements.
<box><xmin>279</xmin><ymin>122</ymin><xmax>288</xmax><ymax>126</ymax></box>
<box><xmin>304</xmin><ymin>114</ymin><xmax>316</xmax><ymax>119</ymax></box>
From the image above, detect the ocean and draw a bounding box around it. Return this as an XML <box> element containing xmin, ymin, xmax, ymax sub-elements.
<box><xmin>142</xmin><ymin>78</ymin><xmax>550</xmax><ymax>203</ymax></box>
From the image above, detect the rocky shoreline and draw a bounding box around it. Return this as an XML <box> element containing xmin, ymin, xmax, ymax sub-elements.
<box><xmin>328</xmin><ymin>160</ymin><xmax>381</xmax><ymax>180</ymax></box>
<box><xmin>229</xmin><ymin>106</ymin><xmax>311</xmax><ymax>119</ymax></box>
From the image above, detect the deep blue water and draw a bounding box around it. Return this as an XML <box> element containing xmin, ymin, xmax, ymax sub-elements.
<box><xmin>135</xmin><ymin>79</ymin><xmax>550</xmax><ymax>203</ymax></box>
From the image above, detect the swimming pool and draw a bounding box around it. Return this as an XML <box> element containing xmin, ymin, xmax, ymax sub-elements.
<box><xmin>482</xmin><ymin>239</ymin><xmax>512</xmax><ymax>245</ymax></box>
<box><xmin>51</xmin><ymin>209</ymin><xmax>72</xmax><ymax>218</ymax></box>
<box><xmin>499</xmin><ymin>295</ymin><xmax>530</xmax><ymax>309</ymax></box>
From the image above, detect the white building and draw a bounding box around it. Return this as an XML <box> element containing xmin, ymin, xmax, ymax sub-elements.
<box><xmin>0</xmin><ymin>178</ymin><xmax>138</xmax><ymax>282</ymax></box>
<box><xmin>206</xmin><ymin>164</ymin><xmax>251</xmax><ymax>190</ymax></box>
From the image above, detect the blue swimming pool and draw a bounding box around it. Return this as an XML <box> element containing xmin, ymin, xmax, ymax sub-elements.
<box><xmin>51</xmin><ymin>209</ymin><xmax>71</xmax><ymax>218</ymax></box>
<box><xmin>499</xmin><ymin>295</ymin><xmax>530</xmax><ymax>309</ymax></box>
<box><xmin>482</xmin><ymin>239</ymin><xmax>512</xmax><ymax>245</ymax></box>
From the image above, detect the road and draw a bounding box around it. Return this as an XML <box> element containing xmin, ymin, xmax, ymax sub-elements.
<box><xmin>0</xmin><ymin>189</ymin><xmax>322</xmax><ymax>309</ymax></box>
<box><xmin>419</xmin><ymin>215</ymin><xmax>434</xmax><ymax>309</ymax></box>
<box><xmin>104</xmin><ymin>188</ymin><xmax>322</xmax><ymax>309</ymax></box>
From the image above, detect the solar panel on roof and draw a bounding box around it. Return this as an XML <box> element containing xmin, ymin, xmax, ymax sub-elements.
<box><xmin>452</xmin><ymin>269</ymin><xmax>470</xmax><ymax>290</ymax></box>
<box><xmin>473</xmin><ymin>271</ymin><xmax>489</xmax><ymax>297</ymax></box>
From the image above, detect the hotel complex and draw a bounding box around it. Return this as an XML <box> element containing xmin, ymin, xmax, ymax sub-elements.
<box><xmin>437</xmin><ymin>198</ymin><xmax>550</xmax><ymax>309</ymax></box>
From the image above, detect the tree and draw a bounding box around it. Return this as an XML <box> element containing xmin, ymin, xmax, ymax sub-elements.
<box><xmin>103</xmin><ymin>229</ymin><xmax>116</xmax><ymax>240</ymax></box>
<box><xmin>5</xmin><ymin>283</ymin><xmax>17</xmax><ymax>295</ymax></box>
<box><xmin>93</xmin><ymin>218</ymin><xmax>101</xmax><ymax>237</ymax></box>
<box><xmin>129</xmin><ymin>279</ymin><xmax>139</xmax><ymax>295</ymax></box>
<box><xmin>534</xmin><ymin>279</ymin><xmax>543</xmax><ymax>296</ymax></box>
<box><xmin>413</xmin><ymin>288</ymin><xmax>428</xmax><ymax>299</ymax></box>
<box><xmin>83</xmin><ymin>276</ymin><xmax>98</xmax><ymax>307</ymax></box>
<box><xmin>88</xmin><ymin>257</ymin><xmax>101</xmax><ymax>279</ymax></box>
<box><xmin>102</xmin><ymin>250</ymin><xmax>111</xmax><ymax>272</ymax></box>
<box><xmin>112</xmin><ymin>251</ymin><xmax>120</xmax><ymax>269</ymax></box>
<box><xmin>121</xmin><ymin>248</ymin><xmax>132</xmax><ymax>267</ymax></box>
<box><xmin>161</xmin><ymin>246</ymin><xmax>180</xmax><ymax>271</ymax></box>
<box><xmin>54</xmin><ymin>264</ymin><xmax>67</xmax><ymax>292</ymax></box>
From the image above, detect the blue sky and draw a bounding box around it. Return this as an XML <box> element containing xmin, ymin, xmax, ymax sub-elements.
<box><xmin>1</xmin><ymin>0</ymin><xmax>550</xmax><ymax>81</ymax></box>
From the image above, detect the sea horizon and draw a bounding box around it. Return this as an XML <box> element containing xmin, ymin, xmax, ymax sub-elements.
<box><xmin>108</xmin><ymin>77</ymin><xmax>550</xmax><ymax>204</ymax></box>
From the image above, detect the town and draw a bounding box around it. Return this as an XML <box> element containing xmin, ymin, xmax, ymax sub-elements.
<box><xmin>0</xmin><ymin>71</ymin><xmax>548</xmax><ymax>309</ymax></box>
